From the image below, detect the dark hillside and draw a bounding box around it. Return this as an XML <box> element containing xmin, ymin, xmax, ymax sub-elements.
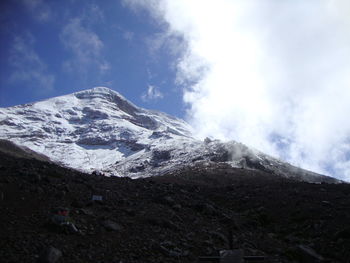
<box><xmin>0</xmin><ymin>139</ymin><xmax>51</xmax><ymax>162</ymax></box>
<box><xmin>0</xmin><ymin>151</ymin><xmax>349</xmax><ymax>262</ymax></box>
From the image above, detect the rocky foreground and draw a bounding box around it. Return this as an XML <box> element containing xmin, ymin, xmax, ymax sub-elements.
<box><xmin>0</xmin><ymin>150</ymin><xmax>350</xmax><ymax>263</ymax></box>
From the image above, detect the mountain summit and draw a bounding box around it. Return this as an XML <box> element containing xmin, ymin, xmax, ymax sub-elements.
<box><xmin>0</xmin><ymin>87</ymin><xmax>338</xmax><ymax>183</ymax></box>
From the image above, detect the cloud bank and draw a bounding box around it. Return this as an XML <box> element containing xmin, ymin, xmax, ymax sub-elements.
<box><xmin>124</xmin><ymin>0</ymin><xmax>350</xmax><ymax>181</ymax></box>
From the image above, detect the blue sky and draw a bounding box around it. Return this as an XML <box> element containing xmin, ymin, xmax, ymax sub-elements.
<box><xmin>1</xmin><ymin>0</ymin><xmax>350</xmax><ymax>181</ymax></box>
<box><xmin>0</xmin><ymin>0</ymin><xmax>185</xmax><ymax>117</ymax></box>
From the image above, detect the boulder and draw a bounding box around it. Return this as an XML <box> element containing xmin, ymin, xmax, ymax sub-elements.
<box><xmin>291</xmin><ymin>245</ymin><xmax>325</xmax><ymax>262</ymax></box>
<box><xmin>101</xmin><ymin>220</ymin><xmax>123</xmax><ymax>231</ymax></box>
<box><xmin>37</xmin><ymin>246</ymin><xmax>62</xmax><ymax>263</ymax></box>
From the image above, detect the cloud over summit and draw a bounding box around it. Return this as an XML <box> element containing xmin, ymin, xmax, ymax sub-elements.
<box><xmin>124</xmin><ymin>0</ymin><xmax>350</xmax><ymax>181</ymax></box>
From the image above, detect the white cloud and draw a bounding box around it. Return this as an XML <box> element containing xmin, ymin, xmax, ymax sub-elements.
<box><xmin>145</xmin><ymin>31</ymin><xmax>185</xmax><ymax>58</ymax></box>
<box><xmin>113</xmin><ymin>24</ymin><xmax>135</xmax><ymax>42</ymax></box>
<box><xmin>21</xmin><ymin>0</ymin><xmax>53</xmax><ymax>22</ymax></box>
<box><xmin>85</xmin><ymin>4</ymin><xmax>105</xmax><ymax>23</ymax></box>
<box><xmin>9</xmin><ymin>33</ymin><xmax>55</xmax><ymax>93</ymax></box>
<box><xmin>141</xmin><ymin>85</ymin><xmax>164</xmax><ymax>102</ymax></box>
<box><xmin>60</xmin><ymin>16</ymin><xmax>109</xmax><ymax>75</ymax></box>
<box><xmin>123</xmin><ymin>31</ymin><xmax>134</xmax><ymax>41</ymax></box>
<box><xmin>124</xmin><ymin>0</ymin><xmax>350</xmax><ymax>181</ymax></box>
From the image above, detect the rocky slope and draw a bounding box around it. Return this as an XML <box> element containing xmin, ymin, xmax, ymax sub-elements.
<box><xmin>0</xmin><ymin>150</ymin><xmax>349</xmax><ymax>262</ymax></box>
<box><xmin>0</xmin><ymin>87</ymin><xmax>339</xmax><ymax>183</ymax></box>
<box><xmin>0</xmin><ymin>139</ymin><xmax>51</xmax><ymax>162</ymax></box>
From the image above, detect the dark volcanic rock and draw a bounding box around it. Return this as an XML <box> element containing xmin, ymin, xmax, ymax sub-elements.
<box><xmin>38</xmin><ymin>246</ymin><xmax>62</xmax><ymax>263</ymax></box>
<box><xmin>152</xmin><ymin>150</ymin><xmax>171</xmax><ymax>161</ymax></box>
<box><xmin>335</xmin><ymin>227</ymin><xmax>350</xmax><ymax>240</ymax></box>
<box><xmin>0</xmin><ymin>151</ymin><xmax>350</xmax><ymax>263</ymax></box>
<box><xmin>101</xmin><ymin>220</ymin><xmax>123</xmax><ymax>232</ymax></box>
<box><xmin>290</xmin><ymin>245</ymin><xmax>325</xmax><ymax>263</ymax></box>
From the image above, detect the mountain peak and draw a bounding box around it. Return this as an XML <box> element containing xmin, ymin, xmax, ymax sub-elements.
<box><xmin>75</xmin><ymin>86</ymin><xmax>121</xmax><ymax>97</ymax></box>
<box><xmin>74</xmin><ymin>86</ymin><xmax>126</xmax><ymax>102</ymax></box>
<box><xmin>0</xmin><ymin>87</ymin><xmax>196</xmax><ymax>175</ymax></box>
<box><xmin>0</xmin><ymin>87</ymin><xmax>339</xmax><ymax>183</ymax></box>
<box><xmin>71</xmin><ymin>87</ymin><xmax>140</xmax><ymax>116</ymax></box>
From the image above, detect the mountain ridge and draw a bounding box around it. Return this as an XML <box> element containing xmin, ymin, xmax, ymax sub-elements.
<box><xmin>0</xmin><ymin>87</ymin><xmax>340</xmax><ymax>183</ymax></box>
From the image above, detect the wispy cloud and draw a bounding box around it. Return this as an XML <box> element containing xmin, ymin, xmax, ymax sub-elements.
<box><xmin>124</xmin><ymin>0</ymin><xmax>350</xmax><ymax>181</ymax></box>
<box><xmin>141</xmin><ymin>85</ymin><xmax>164</xmax><ymax>102</ymax></box>
<box><xmin>9</xmin><ymin>33</ymin><xmax>55</xmax><ymax>93</ymax></box>
<box><xmin>114</xmin><ymin>25</ymin><xmax>135</xmax><ymax>41</ymax></box>
<box><xmin>21</xmin><ymin>0</ymin><xmax>53</xmax><ymax>22</ymax></box>
<box><xmin>123</xmin><ymin>30</ymin><xmax>134</xmax><ymax>41</ymax></box>
<box><xmin>87</xmin><ymin>4</ymin><xmax>105</xmax><ymax>22</ymax></box>
<box><xmin>60</xmin><ymin>7</ymin><xmax>109</xmax><ymax>77</ymax></box>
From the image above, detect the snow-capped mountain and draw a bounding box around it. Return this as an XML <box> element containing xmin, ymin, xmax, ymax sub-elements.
<box><xmin>0</xmin><ymin>87</ymin><xmax>338</xmax><ymax>183</ymax></box>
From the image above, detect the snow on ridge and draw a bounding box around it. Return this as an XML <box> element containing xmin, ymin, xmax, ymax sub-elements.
<box><xmin>0</xmin><ymin>87</ymin><xmax>197</xmax><ymax>176</ymax></box>
<box><xmin>0</xmin><ymin>87</ymin><xmax>339</xmax><ymax>183</ymax></box>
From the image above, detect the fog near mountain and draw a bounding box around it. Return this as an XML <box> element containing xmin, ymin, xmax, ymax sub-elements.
<box><xmin>123</xmin><ymin>0</ymin><xmax>350</xmax><ymax>181</ymax></box>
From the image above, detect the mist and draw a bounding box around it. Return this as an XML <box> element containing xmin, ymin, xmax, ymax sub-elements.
<box><xmin>124</xmin><ymin>0</ymin><xmax>350</xmax><ymax>181</ymax></box>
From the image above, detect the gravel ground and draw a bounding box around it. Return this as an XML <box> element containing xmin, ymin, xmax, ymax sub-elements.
<box><xmin>0</xmin><ymin>151</ymin><xmax>349</xmax><ymax>263</ymax></box>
